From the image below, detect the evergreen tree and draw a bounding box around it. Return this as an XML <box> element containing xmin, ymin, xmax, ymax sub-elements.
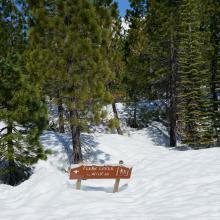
<box><xmin>107</xmin><ymin>19</ymin><xmax>125</xmax><ymax>135</ymax></box>
<box><xmin>94</xmin><ymin>0</ymin><xmax>125</xmax><ymax>135</ymax></box>
<box><xmin>27</xmin><ymin>0</ymin><xmax>112</xmax><ymax>163</ymax></box>
<box><xmin>144</xmin><ymin>0</ymin><xmax>180</xmax><ymax>146</ymax></box>
<box><xmin>25</xmin><ymin>0</ymin><xmax>66</xmax><ymax>133</ymax></box>
<box><xmin>125</xmin><ymin>0</ymin><xmax>180</xmax><ymax>142</ymax></box>
<box><xmin>0</xmin><ymin>0</ymin><xmax>48</xmax><ymax>185</ymax></box>
<box><xmin>125</xmin><ymin>0</ymin><xmax>149</xmax><ymax>128</ymax></box>
<box><xmin>177</xmin><ymin>0</ymin><xmax>214</xmax><ymax>148</ymax></box>
<box><xmin>165</xmin><ymin>0</ymin><xmax>180</xmax><ymax>147</ymax></box>
<box><xmin>207</xmin><ymin>0</ymin><xmax>220</xmax><ymax>143</ymax></box>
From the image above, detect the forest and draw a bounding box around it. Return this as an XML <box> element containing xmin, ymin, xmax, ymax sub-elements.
<box><xmin>0</xmin><ymin>0</ymin><xmax>220</xmax><ymax>187</ymax></box>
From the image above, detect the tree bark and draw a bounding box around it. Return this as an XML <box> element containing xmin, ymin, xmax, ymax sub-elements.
<box><xmin>69</xmin><ymin>110</ymin><xmax>83</xmax><ymax>164</ymax></box>
<box><xmin>58</xmin><ymin>98</ymin><xmax>65</xmax><ymax>133</ymax></box>
<box><xmin>112</xmin><ymin>103</ymin><xmax>123</xmax><ymax>135</ymax></box>
<box><xmin>211</xmin><ymin>42</ymin><xmax>219</xmax><ymax>142</ymax></box>
<box><xmin>210</xmin><ymin>12</ymin><xmax>220</xmax><ymax>143</ymax></box>
<box><xmin>132</xmin><ymin>101</ymin><xmax>138</xmax><ymax>128</ymax></box>
<box><xmin>169</xmin><ymin>30</ymin><xmax>177</xmax><ymax>147</ymax></box>
<box><xmin>211</xmin><ymin>55</ymin><xmax>218</xmax><ymax>112</ymax></box>
<box><xmin>7</xmin><ymin>126</ymin><xmax>16</xmax><ymax>186</ymax></box>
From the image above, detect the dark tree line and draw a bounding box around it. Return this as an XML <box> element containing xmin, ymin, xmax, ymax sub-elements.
<box><xmin>125</xmin><ymin>0</ymin><xmax>220</xmax><ymax>149</ymax></box>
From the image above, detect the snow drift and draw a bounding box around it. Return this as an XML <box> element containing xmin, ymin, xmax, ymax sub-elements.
<box><xmin>1</xmin><ymin>122</ymin><xmax>220</xmax><ymax>219</ymax></box>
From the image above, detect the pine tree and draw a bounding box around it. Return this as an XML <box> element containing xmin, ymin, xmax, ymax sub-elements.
<box><xmin>165</xmin><ymin>0</ymin><xmax>181</xmax><ymax>147</ymax></box>
<box><xmin>0</xmin><ymin>0</ymin><xmax>48</xmax><ymax>185</ymax></box>
<box><xmin>25</xmin><ymin>0</ymin><xmax>67</xmax><ymax>133</ymax></box>
<box><xmin>94</xmin><ymin>0</ymin><xmax>125</xmax><ymax>135</ymax></box>
<box><xmin>27</xmin><ymin>0</ymin><xmax>113</xmax><ymax>164</ymax></box>
<box><xmin>125</xmin><ymin>0</ymin><xmax>149</xmax><ymax>128</ymax></box>
<box><xmin>208</xmin><ymin>0</ymin><xmax>220</xmax><ymax>143</ymax></box>
<box><xmin>177</xmin><ymin>0</ymin><xmax>214</xmax><ymax>148</ymax></box>
<box><xmin>125</xmin><ymin>0</ymin><xmax>180</xmax><ymax>144</ymax></box>
<box><xmin>144</xmin><ymin>0</ymin><xmax>181</xmax><ymax>147</ymax></box>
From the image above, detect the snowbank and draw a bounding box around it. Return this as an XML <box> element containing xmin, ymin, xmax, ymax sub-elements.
<box><xmin>1</xmin><ymin>124</ymin><xmax>220</xmax><ymax>219</ymax></box>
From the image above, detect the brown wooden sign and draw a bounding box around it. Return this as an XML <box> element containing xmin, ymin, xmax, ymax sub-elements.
<box><xmin>69</xmin><ymin>161</ymin><xmax>132</xmax><ymax>193</ymax></box>
<box><xmin>69</xmin><ymin>164</ymin><xmax>132</xmax><ymax>180</ymax></box>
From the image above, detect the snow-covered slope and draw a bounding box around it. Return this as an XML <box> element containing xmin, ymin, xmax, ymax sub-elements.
<box><xmin>1</xmin><ymin>124</ymin><xmax>220</xmax><ymax>220</ymax></box>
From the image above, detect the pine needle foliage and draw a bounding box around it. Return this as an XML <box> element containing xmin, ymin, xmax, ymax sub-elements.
<box><xmin>0</xmin><ymin>0</ymin><xmax>49</xmax><ymax>185</ymax></box>
<box><xmin>26</xmin><ymin>0</ymin><xmax>114</xmax><ymax>163</ymax></box>
<box><xmin>177</xmin><ymin>0</ymin><xmax>214</xmax><ymax>148</ymax></box>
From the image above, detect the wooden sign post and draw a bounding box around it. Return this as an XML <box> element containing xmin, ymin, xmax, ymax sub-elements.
<box><xmin>69</xmin><ymin>160</ymin><xmax>132</xmax><ymax>193</ymax></box>
<box><xmin>76</xmin><ymin>179</ymin><xmax>81</xmax><ymax>190</ymax></box>
<box><xmin>113</xmin><ymin>160</ymin><xmax>124</xmax><ymax>193</ymax></box>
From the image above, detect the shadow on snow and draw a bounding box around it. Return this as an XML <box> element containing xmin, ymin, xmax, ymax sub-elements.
<box><xmin>41</xmin><ymin>131</ymin><xmax>111</xmax><ymax>166</ymax></box>
<box><xmin>145</xmin><ymin>124</ymin><xmax>191</xmax><ymax>151</ymax></box>
<box><xmin>81</xmin><ymin>183</ymin><xmax>128</xmax><ymax>193</ymax></box>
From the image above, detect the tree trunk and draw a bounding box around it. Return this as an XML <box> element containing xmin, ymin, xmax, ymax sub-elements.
<box><xmin>69</xmin><ymin>110</ymin><xmax>83</xmax><ymax>164</ymax></box>
<box><xmin>131</xmin><ymin>101</ymin><xmax>138</xmax><ymax>128</ymax></box>
<box><xmin>211</xmin><ymin>55</ymin><xmax>218</xmax><ymax>111</ymax></box>
<box><xmin>58</xmin><ymin>98</ymin><xmax>65</xmax><ymax>133</ymax></box>
<box><xmin>169</xmin><ymin>30</ymin><xmax>177</xmax><ymax>147</ymax></box>
<box><xmin>112</xmin><ymin>103</ymin><xmax>123</xmax><ymax>135</ymax></box>
<box><xmin>7</xmin><ymin>126</ymin><xmax>16</xmax><ymax>186</ymax></box>
<box><xmin>211</xmin><ymin>13</ymin><xmax>219</xmax><ymax>143</ymax></box>
<box><xmin>211</xmin><ymin>44</ymin><xmax>219</xmax><ymax>142</ymax></box>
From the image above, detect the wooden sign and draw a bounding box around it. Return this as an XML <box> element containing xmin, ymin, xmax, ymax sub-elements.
<box><xmin>69</xmin><ymin>161</ymin><xmax>132</xmax><ymax>193</ymax></box>
<box><xmin>70</xmin><ymin>164</ymin><xmax>132</xmax><ymax>179</ymax></box>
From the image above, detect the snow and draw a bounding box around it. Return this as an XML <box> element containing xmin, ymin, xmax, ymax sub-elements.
<box><xmin>1</xmin><ymin>113</ymin><xmax>220</xmax><ymax>219</ymax></box>
<box><xmin>121</xmin><ymin>18</ymin><xmax>129</xmax><ymax>34</ymax></box>
<box><xmin>0</xmin><ymin>121</ymin><xmax>6</xmax><ymax>133</ymax></box>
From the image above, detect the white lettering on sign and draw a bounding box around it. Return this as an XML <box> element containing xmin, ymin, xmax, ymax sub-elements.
<box><xmin>98</xmin><ymin>167</ymin><xmax>114</xmax><ymax>171</ymax></box>
<box><xmin>82</xmin><ymin>166</ymin><xmax>97</xmax><ymax>171</ymax></box>
<box><xmin>119</xmin><ymin>168</ymin><xmax>129</xmax><ymax>176</ymax></box>
<box><xmin>87</xmin><ymin>171</ymin><xmax>111</xmax><ymax>177</ymax></box>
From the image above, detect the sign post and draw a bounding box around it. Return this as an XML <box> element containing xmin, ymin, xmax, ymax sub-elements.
<box><xmin>113</xmin><ymin>160</ymin><xmax>124</xmax><ymax>193</ymax></box>
<box><xmin>69</xmin><ymin>160</ymin><xmax>132</xmax><ymax>193</ymax></box>
<box><xmin>76</xmin><ymin>179</ymin><xmax>81</xmax><ymax>190</ymax></box>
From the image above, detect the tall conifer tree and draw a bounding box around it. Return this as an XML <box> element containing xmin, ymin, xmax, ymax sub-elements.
<box><xmin>145</xmin><ymin>0</ymin><xmax>180</xmax><ymax>146</ymax></box>
<box><xmin>27</xmin><ymin>0</ymin><xmax>112</xmax><ymax>163</ymax></box>
<box><xmin>208</xmin><ymin>0</ymin><xmax>220</xmax><ymax>143</ymax></box>
<box><xmin>125</xmin><ymin>0</ymin><xmax>149</xmax><ymax>128</ymax></box>
<box><xmin>94</xmin><ymin>0</ymin><xmax>125</xmax><ymax>135</ymax></box>
<box><xmin>0</xmin><ymin>0</ymin><xmax>48</xmax><ymax>185</ymax></box>
<box><xmin>177</xmin><ymin>0</ymin><xmax>214</xmax><ymax>148</ymax></box>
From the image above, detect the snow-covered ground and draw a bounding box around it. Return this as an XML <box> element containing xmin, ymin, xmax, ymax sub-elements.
<box><xmin>1</xmin><ymin>124</ymin><xmax>220</xmax><ymax>219</ymax></box>
<box><xmin>1</xmin><ymin>103</ymin><xmax>220</xmax><ymax>220</ymax></box>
